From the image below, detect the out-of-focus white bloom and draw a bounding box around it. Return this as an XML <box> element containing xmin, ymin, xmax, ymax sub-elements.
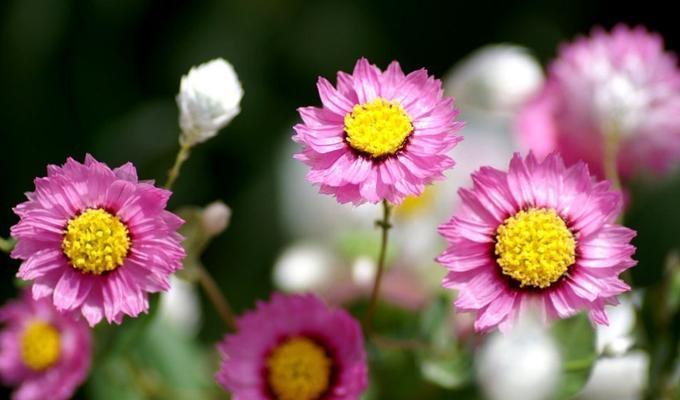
<box><xmin>476</xmin><ymin>314</ymin><xmax>561</xmax><ymax>400</ymax></box>
<box><xmin>444</xmin><ymin>45</ymin><xmax>543</xmax><ymax>114</ymax></box>
<box><xmin>201</xmin><ymin>200</ymin><xmax>231</xmax><ymax>237</ymax></box>
<box><xmin>273</xmin><ymin>242</ymin><xmax>341</xmax><ymax>293</ymax></box>
<box><xmin>575</xmin><ymin>297</ymin><xmax>645</xmax><ymax>400</ymax></box>
<box><xmin>177</xmin><ymin>58</ymin><xmax>243</xmax><ymax>146</ymax></box>
<box><xmin>278</xmin><ymin>141</ymin><xmax>378</xmax><ymax>240</ymax></box>
<box><xmin>351</xmin><ymin>256</ymin><xmax>376</xmax><ymax>287</ymax></box>
<box><xmin>575</xmin><ymin>351</ymin><xmax>649</xmax><ymax>400</ymax></box>
<box><xmin>159</xmin><ymin>275</ymin><xmax>202</xmax><ymax>337</ymax></box>
<box><xmin>596</xmin><ymin>297</ymin><xmax>636</xmax><ymax>356</ymax></box>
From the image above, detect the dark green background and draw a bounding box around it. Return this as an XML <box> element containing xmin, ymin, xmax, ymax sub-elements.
<box><xmin>0</xmin><ymin>0</ymin><xmax>677</xmax><ymax>397</ymax></box>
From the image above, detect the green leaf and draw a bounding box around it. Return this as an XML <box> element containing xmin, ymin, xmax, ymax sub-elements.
<box><xmin>88</xmin><ymin>318</ymin><xmax>225</xmax><ymax>400</ymax></box>
<box><xmin>415</xmin><ymin>295</ymin><xmax>472</xmax><ymax>389</ymax></box>
<box><xmin>551</xmin><ymin>314</ymin><xmax>597</xmax><ymax>399</ymax></box>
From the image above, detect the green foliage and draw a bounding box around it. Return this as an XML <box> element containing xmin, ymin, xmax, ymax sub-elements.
<box><xmin>551</xmin><ymin>314</ymin><xmax>597</xmax><ymax>399</ymax></box>
<box><xmin>87</xmin><ymin>318</ymin><xmax>224</xmax><ymax>400</ymax></box>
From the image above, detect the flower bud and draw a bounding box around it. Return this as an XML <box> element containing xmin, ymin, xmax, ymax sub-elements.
<box><xmin>201</xmin><ymin>201</ymin><xmax>231</xmax><ymax>236</ymax></box>
<box><xmin>177</xmin><ymin>58</ymin><xmax>243</xmax><ymax>146</ymax></box>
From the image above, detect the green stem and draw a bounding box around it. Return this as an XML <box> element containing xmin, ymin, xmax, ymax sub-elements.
<box><xmin>365</xmin><ymin>200</ymin><xmax>392</xmax><ymax>334</ymax></box>
<box><xmin>603</xmin><ymin>126</ymin><xmax>622</xmax><ymax>192</ymax></box>
<box><xmin>0</xmin><ymin>236</ymin><xmax>16</xmax><ymax>253</ymax></box>
<box><xmin>164</xmin><ymin>144</ymin><xmax>191</xmax><ymax>190</ymax></box>
<box><xmin>195</xmin><ymin>263</ymin><xmax>237</xmax><ymax>331</ymax></box>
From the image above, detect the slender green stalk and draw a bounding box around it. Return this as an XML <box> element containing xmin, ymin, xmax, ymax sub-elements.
<box><xmin>603</xmin><ymin>126</ymin><xmax>622</xmax><ymax>192</ymax></box>
<box><xmin>163</xmin><ymin>142</ymin><xmax>237</xmax><ymax>330</ymax></box>
<box><xmin>164</xmin><ymin>144</ymin><xmax>192</xmax><ymax>190</ymax></box>
<box><xmin>365</xmin><ymin>200</ymin><xmax>392</xmax><ymax>334</ymax></box>
<box><xmin>195</xmin><ymin>263</ymin><xmax>237</xmax><ymax>330</ymax></box>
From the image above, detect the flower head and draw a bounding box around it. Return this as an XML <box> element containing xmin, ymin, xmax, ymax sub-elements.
<box><xmin>0</xmin><ymin>292</ymin><xmax>91</xmax><ymax>400</ymax></box>
<box><xmin>293</xmin><ymin>58</ymin><xmax>463</xmax><ymax>205</ymax></box>
<box><xmin>11</xmin><ymin>155</ymin><xmax>185</xmax><ymax>326</ymax></box>
<box><xmin>177</xmin><ymin>58</ymin><xmax>243</xmax><ymax>146</ymax></box>
<box><xmin>216</xmin><ymin>293</ymin><xmax>367</xmax><ymax>399</ymax></box>
<box><xmin>437</xmin><ymin>152</ymin><xmax>637</xmax><ymax>332</ymax></box>
<box><xmin>517</xmin><ymin>25</ymin><xmax>680</xmax><ymax>179</ymax></box>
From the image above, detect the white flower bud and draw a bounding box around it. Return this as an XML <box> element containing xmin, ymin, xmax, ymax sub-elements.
<box><xmin>201</xmin><ymin>201</ymin><xmax>231</xmax><ymax>236</ymax></box>
<box><xmin>177</xmin><ymin>58</ymin><xmax>243</xmax><ymax>146</ymax></box>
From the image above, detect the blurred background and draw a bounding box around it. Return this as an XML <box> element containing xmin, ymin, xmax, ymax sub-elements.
<box><xmin>0</xmin><ymin>0</ymin><xmax>678</xmax><ymax>399</ymax></box>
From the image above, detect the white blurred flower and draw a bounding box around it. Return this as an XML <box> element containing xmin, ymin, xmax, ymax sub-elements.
<box><xmin>159</xmin><ymin>275</ymin><xmax>202</xmax><ymax>337</ymax></box>
<box><xmin>273</xmin><ymin>242</ymin><xmax>342</xmax><ymax>293</ymax></box>
<box><xmin>596</xmin><ymin>297</ymin><xmax>636</xmax><ymax>356</ymax></box>
<box><xmin>444</xmin><ymin>45</ymin><xmax>543</xmax><ymax>114</ymax></box>
<box><xmin>177</xmin><ymin>58</ymin><xmax>243</xmax><ymax>146</ymax></box>
<box><xmin>476</xmin><ymin>314</ymin><xmax>561</xmax><ymax>400</ymax></box>
<box><xmin>351</xmin><ymin>256</ymin><xmax>376</xmax><ymax>287</ymax></box>
<box><xmin>201</xmin><ymin>200</ymin><xmax>231</xmax><ymax>237</ymax></box>
<box><xmin>575</xmin><ymin>352</ymin><xmax>649</xmax><ymax>400</ymax></box>
<box><xmin>278</xmin><ymin>141</ymin><xmax>378</xmax><ymax>240</ymax></box>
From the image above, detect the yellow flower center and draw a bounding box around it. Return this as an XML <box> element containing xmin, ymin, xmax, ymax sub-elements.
<box><xmin>62</xmin><ymin>208</ymin><xmax>131</xmax><ymax>275</ymax></box>
<box><xmin>20</xmin><ymin>321</ymin><xmax>61</xmax><ymax>371</ymax></box>
<box><xmin>266</xmin><ymin>337</ymin><xmax>332</xmax><ymax>400</ymax></box>
<box><xmin>344</xmin><ymin>97</ymin><xmax>413</xmax><ymax>158</ymax></box>
<box><xmin>495</xmin><ymin>208</ymin><xmax>576</xmax><ymax>289</ymax></box>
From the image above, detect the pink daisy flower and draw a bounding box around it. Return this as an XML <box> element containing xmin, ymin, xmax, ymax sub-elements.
<box><xmin>0</xmin><ymin>292</ymin><xmax>91</xmax><ymax>400</ymax></box>
<box><xmin>517</xmin><ymin>25</ymin><xmax>680</xmax><ymax>179</ymax></box>
<box><xmin>216</xmin><ymin>293</ymin><xmax>367</xmax><ymax>400</ymax></box>
<box><xmin>10</xmin><ymin>155</ymin><xmax>185</xmax><ymax>326</ymax></box>
<box><xmin>437</xmin><ymin>153</ymin><xmax>637</xmax><ymax>333</ymax></box>
<box><xmin>293</xmin><ymin>57</ymin><xmax>463</xmax><ymax>205</ymax></box>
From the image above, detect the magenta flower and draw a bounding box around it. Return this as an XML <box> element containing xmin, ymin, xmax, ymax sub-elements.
<box><xmin>517</xmin><ymin>25</ymin><xmax>680</xmax><ymax>179</ymax></box>
<box><xmin>437</xmin><ymin>153</ymin><xmax>637</xmax><ymax>333</ymax></box>
<box><xmin>216</xmin><ymin>293</ymin><xmax>367</xmax><ymax>400</ymax></box>
<box><xmin>0</xmin><ymin>292</ymin><xmax>91</xmax><ymax>400</ymax></box>
<box><xmin>10</xmin><ymin>155</ymin><xmax>185</xmax><ymax>326</ymax></box>
<box><xmin>293</xmin><ymin>58</ymin><xmax>463</xmax><ymax>205</ymax></box>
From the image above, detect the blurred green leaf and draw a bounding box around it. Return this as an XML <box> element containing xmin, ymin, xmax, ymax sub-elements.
<box><xmin>88</xmin><ymin>318</ymin><xmax>224</xmax><ymax>400</ymax></box>
<box><xmin>416</xmin><ymin>295</ymin><xmax>472</xmax><ymax>389</ymax></box>
<box><xmin>551</xmin><ymin>314</ymin><xmax>597</xmax><ymax>399</ymax></box>
<box><xmin>336</xmin><ymin>230</ymin><xmax>397</xmax><ymax>265</ymax></box>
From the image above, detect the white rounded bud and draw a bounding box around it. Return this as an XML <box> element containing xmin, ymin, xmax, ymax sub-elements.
<box><xmin>177</xmin><ymin>58</ymin><xmax>243</xmax><ymax>146</ymax></box>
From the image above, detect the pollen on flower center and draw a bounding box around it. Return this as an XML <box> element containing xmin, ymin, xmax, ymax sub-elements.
<box><xmin>495</xmin><ymin>208</ymin><xmax>576</xmax><ymax>289</ymax></box>
<box><xmin>62</xmin><ymin>208</ymin><xmax>131</xmax><ymax>275</ymax></box>
<box><xmin>344</xmin><ymin>97</ymin><xmax>413</xmax><ymax>158</ymax></box>
<box><xmin>20</xmin><ymin>321</ymin><xmax>61</xmax><ymax>371</ymax></box>
<box><xmin>266</xmin><ymin>336</ymin><xmax>332</xmax><ymax>400</ymax></box>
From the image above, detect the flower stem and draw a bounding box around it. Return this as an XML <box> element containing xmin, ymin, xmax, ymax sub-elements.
<box><xmin>195</xmin><ymin>263</ymin><xmax>237</xmax><ymax>331</ymax></box>
<box><xmin>0</xmin><ymin>236</ymin><xmax>15</xmax><ymax>254</ymax></box>
<box><xmin>365</xmin><ymin>200</ymin><xmax>392</xmax><ymax>334</ymax></box>
<box><xmin>164</xmin><ymin>144</ymin><xmax>192</xmax><ymax>190</ymax></box>
<box><xmin>603</xmin><ymin>127</ymin><xmax>621</xmax><ymax>192</ymax></box>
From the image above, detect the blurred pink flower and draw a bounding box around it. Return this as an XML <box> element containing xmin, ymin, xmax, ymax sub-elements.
<box><xmin>293</xmin><ymin>58</ymin><xmax>463</xmax><ymax>205</ymax></box>
<box><xmin>437</xmin><ymin>153</ymin><xmax>637</xmax><ymax>332</ymax></box>
<box><xmin>0</xmin><ymin>292</ymin><xmax>91</xmax><ymax>400</ymax></box>
<box><xmin>517</xmin><ymin>25</ymin><xmax>680</xmax><ymax>179</ymax></box>
<box><xmin>11</xmin><ymin>155</ymin><xmax>185</xmax><ymax>326</ymax></box>
<box><xmin>216</xmin><ymin>293</ymin><xmax>367</xmax><ymax>400</ymax></box>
